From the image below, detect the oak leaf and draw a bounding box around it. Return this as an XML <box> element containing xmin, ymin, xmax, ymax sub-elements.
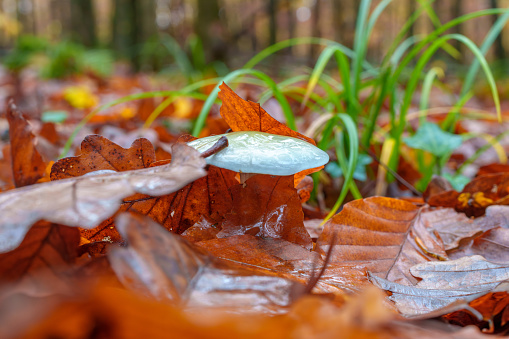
<box><xmin>50</xmin><ymin>134</ymin><xmax>156</xmax><ymax>180</ymax></box>
<box><xmin>0</xmin><ymin>143</ymin><xmax>206</xmax><ymax>252</ymax></box>
<box><xmin>7</xmin><ymin>101</ymin><xmax>46</xmax><ymax>187</ymax></box>
<box><xmin>0</xmin><ymin>221</ymin><xmax>79</xmax><ymax>284</ymax></box>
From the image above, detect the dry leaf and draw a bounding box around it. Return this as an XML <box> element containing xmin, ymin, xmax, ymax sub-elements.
<box><xmin>6</xmin><ymin>101</ymin><xmax>46</xmax><ymax>187</ymax></box>
<box><xmin>0</xmin><ymin>143</ymin><xmax>206</xmax><ymax>253</ymax></box>
<box><xmin>0</xmin><ymin>221</ymin><xmax>79</xmax><ymax>284</ymax></box>
<box><xmin>369</xmin><ymin>256</ymin><xmax>509</xmax><ymax>317</ymax></box>
<box><xmin>50</xmin><ymin>135</ymin><xmax>156</xmax><ymax>180</ymax></box>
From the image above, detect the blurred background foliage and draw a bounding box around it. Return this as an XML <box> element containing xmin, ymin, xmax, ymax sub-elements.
<box><xmin>1</xmin><ymin>0</ymin><xmax>508</xmax><ymax>75</ymax></box>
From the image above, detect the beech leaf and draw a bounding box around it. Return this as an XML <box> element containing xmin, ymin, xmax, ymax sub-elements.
<box><xmin>0</xmin><ymin>143</ymin><xmax>206</xmax><ymax>253</ymax></box>
<box><xmin>316</xmin><ymin>197</ymin><xmax>436</xmax><ymax>286</ymax></box>
<box><xmin>369</xmin><ymin>255</ymin><xmax>509</xmax><ymax>317</ymax></box>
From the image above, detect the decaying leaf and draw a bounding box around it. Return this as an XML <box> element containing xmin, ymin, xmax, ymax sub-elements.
<box><xmin>50</xmin><ymin>134</ymin><xmax>156</xmax><ymax>180</ymax></box>
<box><xmin>13</xmin><ymin>282</ymin><xmax>491</xmax><ymax>339</ymax></box>
<box><xmin>0</xmin><ymin>143</ymin><xmax>206</xmax><ymax>253</ymax></box>
<box><xmin>109</xmin><ymin>213</ymin><xmax>300</xmax><ymax>313</ymax></box>
<box><xmin>7</xmin><ymin>101</ymin><xmax>46</xmax><ymax>187</ymax></box>
<box><xmin>369</xmin><ymin>255</ymin><xmax>509</xmax><ymax>317</ymax></box>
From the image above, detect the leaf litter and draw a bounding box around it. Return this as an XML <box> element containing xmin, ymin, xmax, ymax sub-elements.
<box><xmin>1</xmin><ymin>83</ymin><xmax>509</xmax><ymax>336</ymax></box>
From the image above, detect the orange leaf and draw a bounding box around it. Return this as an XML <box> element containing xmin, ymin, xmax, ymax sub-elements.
<box><xmin>218</xmin><ymin>82</ymin><xmax>316</xmax><ymax>145</ymax></box>
<box><xmin>50</xmin><ymin>135</ymin><xmax>156</xmax><ymax>180</ymax></box>
<box><xmin>0</xmin><ymin>220</ymin><xmax>79</xmax><ymax>284</ymax></box>
<box><xmin>7</xmin><ymin>101</ymin><xmax>46</xmax><ymax>187</ymax></box>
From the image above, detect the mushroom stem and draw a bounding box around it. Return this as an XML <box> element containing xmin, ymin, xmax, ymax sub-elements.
<box><xmin>239</xmin><ymin>172</ymin><xmax>256</xmax><ymax>185</ymax></box>
<box><xmin>200</xmin><ymin>136</ymin><xmax>228</xmax><ymax>158</ymax></box>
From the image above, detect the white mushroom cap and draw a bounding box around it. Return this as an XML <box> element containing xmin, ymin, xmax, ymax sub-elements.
<box><xmin>187</xmin><ymin>131</ymin><xmax>329</xmax><ymax>176</ymax></box>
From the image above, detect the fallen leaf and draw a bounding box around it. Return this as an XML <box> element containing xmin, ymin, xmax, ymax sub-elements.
<box><xmin>316</xmin><ymin>197</ymin><xmax>431</xmax><ymax>286</ymax></box>
<box><xmin>7</xmin><ymin>101</ymin><xmax>46</xmax><ymax>187</ymax></box>
<box><xmin>218</xmin><ymin>83</ymin><xmax>315</xmax><ymax>145</ymax></box>
<box><xmin>428</xmin><ymin>173</ymin><xmax>509</xmax><ymax>217</ymax></box>
<box><xmin>15</xmin><ymin>282</ymin><xmax>490</xmax><ymax>339</ymax></box>
<box><xmin>450</xmin><ymin>227</ymin><xmax>509</xmax><ymax>263</ymax></box>
<box><xmin>109</xmin><ymin>213</ymin><xmax>299</xmax><ymax>313</ymax></box>
<box><xmin>0</xmin><ymin>221</ymin><xmax>79</xmax><ymax>284</ymax></box>
<box><xmin>50</xmin><ymin>135</ymin><xmax>156</xmax><ymax>180</ymax></box>
<box><xmin>419</xmin><ymin>208</ymin><xmax>481</xmax><ymax>251</ymax></box>
<box><xmin>218</xmin><ymin>174</ymin><xmax>312</xmax><ymax>249</ymax></box>
<box><xmin>369</xmin><ymin>256</ymin><xmax>509</xmax><ymax>317</ymax></box>
<box><xmin>0</xmin><ymin>143</ymin><xmax>206</xmax><ymax>253</ymax></box>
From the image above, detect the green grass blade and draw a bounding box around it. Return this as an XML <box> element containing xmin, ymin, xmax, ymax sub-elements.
<box><xmin>323</xmin><ymin>114</ymin><xmax>359</xmax><ymax>222</ymax></box>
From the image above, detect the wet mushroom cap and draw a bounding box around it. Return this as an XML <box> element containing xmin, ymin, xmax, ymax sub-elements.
<box><xmin>187</xmin><ymin>131</ymin><xmax>329</xmax><ymax>176</ymax></box>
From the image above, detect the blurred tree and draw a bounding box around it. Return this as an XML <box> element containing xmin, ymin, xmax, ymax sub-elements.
<box><xmin>332</xmin><ymin>0</ymin><xmax>357</xmax><ymax>47</ymax></box>
<box><xmin>195</xmin><ymin>0</ymin><xmax>226</xmax><ymax>63</ymax></box>
<box><xmin>268</xmin><ymin>0</ymin><xmax>278</xmax><ymax>45</ymax></box>
<box><xmin>70</xmin><ymin>0</ymin><xmax>97</xmax><ymax>47</ymax></box>
<box><xmin>490</xmin><ymin>0</ymin><xmax>506</xmax><ymax>61</ymax></box>
<box><xmin>112</xmin><ymin>0</ymin><xmax>156</xmax><ymax>69</ymax></box>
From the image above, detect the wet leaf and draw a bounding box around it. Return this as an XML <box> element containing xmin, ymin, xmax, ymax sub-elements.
<box><xmin>50</xmin><ymin>135</ymin><xmax>156</xmax><ymax>180</ymax></box>
<box><xmin>369</xmin><ymin>256</ymin><xmax>509</xmax><ymax>317</ymax></box>
<box><xmin>218</xmin><ymin>174</ymin><xmax>312</xmax><ymax>249</ymax></box>
<box><xmin>109</xmin><ymin>213</ymin><xmax>299</xmax><ymax>313</ymax></box>
<box><xmin>403</xmin><ymin>123</ymin><xmax>463</xmax><ymax>157</ymax></box>
<box><xmin>0</xmin><ymin>143</ymin><xmax>206</xmax><ymax>253</ymax></box>
<box><xmin>316</xmin><ymin>197</ymin><xmax>432</xmax><ymax>286</ymax></box>
<box><xmin>7</xmin><ymin>101</ymin><xmax>46</xmax><ymax>187</ymax></box>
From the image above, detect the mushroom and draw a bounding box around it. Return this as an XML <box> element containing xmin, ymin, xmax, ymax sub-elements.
<box><xmin>187</xmin><ymin>131</ymin><xmax>329</xmax><ymax>182</ymax></box>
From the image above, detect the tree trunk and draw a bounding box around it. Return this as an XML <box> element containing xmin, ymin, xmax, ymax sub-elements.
<box><xmin>112</xmin><ymin>0</ymin><xmax>156</xmax><ymax>69</ymax></box>
<box><xmin>70</xmin><ymin>0</ymin><xmax>97</xmax><ymax>47</ymax></box>
<box><xmin>490</xmin><ymin>0</ymin><xmax>506</xmax><ymax>61</ymax></box>
<box><xmin>195</xmin><ymin>0</ymin><xmax>226</xmax><ymax>63</ymax></box>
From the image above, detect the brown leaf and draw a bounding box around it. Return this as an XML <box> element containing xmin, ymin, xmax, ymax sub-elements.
<box><xmin>15</xmin><ymin>282</ymin><xmax>490</xmax><ymax>339</ymax></box>
<box><xmin>76</xmin><ymin>165</ymin><xmax>236</xmax><ymax>243</ymax></box>
<box><xmin>419</xmin><ymin>208</ymin><xmax>481</xmax><ymax>251</ymax></box>
<box><xmin>6</xmin><ymin>101</ymin><xmax>46</xmax><ymax>187</ymax></box>
<box><xmin>450</xmin><ymin>227</ymin><xmax>509</xmax><ymax>263</ymax></box>
<box><xmin>0</xmin><ymin>221</ymin><xmax>79</xmax><ymax>283</ymax></box>
<box><xmin>218</xmin><ymin>82</ymin><xmax>316</xmax><ymax>145</ymax></box>
<box><xmin>370</xmin><ymin>256</ymin><xmax>509</xmax><ymax>317</ymax></box>
<box><xmin>477</xmin><ymin>163</ymin><xmax>509</xmax><ymax>176</ymax></box>
<box><xmin>218</xmin><ymin>174</ymin><xmax>312</xmax><ymax>249</ymax></box>
<box><xmin>50</xmin><ymin>135</ymin><xmax>155</xmax><ymax>180</ymax></box>
<box><xmin>316</xmin><ymin>197</ymin><xmax>428</xmax><ymax>286</ymax></box>
<box><xmin>0</xmin><ymin>143</ymin><xmax>206</xmax><ymax>253</ymax></box>
<box><xmin>109</xmin><ymin>213</ymin><xmax>299</xmax><ymax>313</ymax></box>
<box><xmin>428</xmin><ymin>173</ymin><xmax>509</xmax><ymax>217</ymax></box>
